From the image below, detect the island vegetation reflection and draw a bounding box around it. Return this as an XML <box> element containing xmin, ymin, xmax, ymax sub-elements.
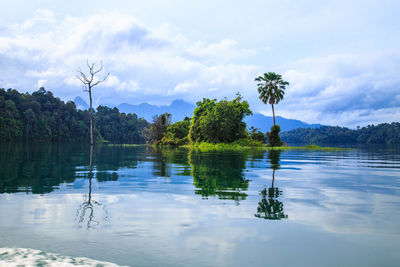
<box><xmin>188</xmin><ymin>149</ymin><xmax>251</xmax><ymax>201</ymax></box>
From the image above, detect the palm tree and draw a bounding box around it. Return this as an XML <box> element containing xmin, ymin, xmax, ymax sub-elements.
<box><xmin>255</xmin><ymin>72</ymin><xmax>289</xmax><ymax>126</ymax></box>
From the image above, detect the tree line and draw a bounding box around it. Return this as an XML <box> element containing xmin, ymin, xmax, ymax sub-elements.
<box><xmin>0</xmin><ymin>88</ymin><xmax>264</xmax><ymax>145</ymax></box>
<box><xmin>3</xmin><ymin>84</ymin><xmax>397</xmax><ymax>146</ymax></box>
<box><xmin>0</xmin><ymin>88</ymin><xmax>148</xmax><ymax>143</ymax></box>
<box><xmin>280</xmin><ymin>123</ymin><xmax>400</xmax><ymax>145</ymax></box>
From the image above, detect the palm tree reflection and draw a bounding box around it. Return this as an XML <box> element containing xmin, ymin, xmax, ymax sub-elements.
<box><xmin>76</xmin><ymin>145</ymin><xmax>108</xmax><ymax>229</ymax></box>
<box><xmin>255</xmin><ymin>150</ymin><xmax>288</xmax><ymax>220</ymax></box>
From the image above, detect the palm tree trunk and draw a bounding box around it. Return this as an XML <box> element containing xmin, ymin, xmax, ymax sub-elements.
<box><xmin>271</xmin><ymin>104</ymin><xmax>276</xmax><ymax>126</ymax></box>
<box><xmin>271</xmin><ymin>169</ymin><xmax>275</xmax><ymax>188</ymax></box>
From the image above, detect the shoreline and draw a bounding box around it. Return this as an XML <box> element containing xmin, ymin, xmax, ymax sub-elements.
<box><xmin>107</xmin><ymin>143</ymin><xmax>352</xmax><ymax>151</ymax></box>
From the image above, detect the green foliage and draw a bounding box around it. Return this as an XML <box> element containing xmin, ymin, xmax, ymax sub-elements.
<box><xmin>159</xmin><ymin>136</ymin><xmax>189</xmax><ymax>147</ymax></box>
<box><xmin>267</xmin><ymin>125</ymin><xmax>282</xmax><ymax>147</ymax></box>
<box><xmin>166</xmin><ymin>117</ymin><xmax>191</xmax><ymax>139</ymax></box>
<box><xmin>159</xmin><ymin>117</ymin><xmax>191</xmax><ymax>146</ymax></box>
<box><xmin>232</xmin><ymin>138</ymin><xmax>264</xmax><ymax>147</ymax></box>
<box><xmin>145</xmin><ymin>113</ymin><xmax>172</xmax><ymax>145</ymax></box>
<box><xmin>249</xmin><ymin>126</ymin><xmax>266</xmax><ymax>143</ymax></box>
<box><xmin>95</xmin><ymin>106</ymin><xmax>148</xmax><ymax>144</ymax></box>
<box><xmin>0</xmin><ymin>88</ymin><xmax>149</xmax><ymax>143</ymax></box>
<box><xmin>280</xmin><ymin>123</ymin><xmax>400</xmax><ymax>145</ymax></box>
<box><xmin>0</xmin><ymin>88</ymin><xmax>89</xmax><ymax>141</ymax></box>
<box><xmin>189</xmin><ymin>94</ymin><xmax>252</xmax><ymax>143</ymax></box>
<box><xmin>255</xmin><ymin>72</ymin><xmax>288</xmax><ymax>106</ymax></box>
<box><xmin>255</xmin><ymin>72</ymin><xmax>288</xmax><ymax>128</ymax></box>
<box><xmin>188</xmin><ymin>139</ymin><xmax>264</xmax><ymax>151</ymax></box>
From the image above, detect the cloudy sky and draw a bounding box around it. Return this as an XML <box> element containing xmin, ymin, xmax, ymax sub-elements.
<box><xmin>0</xmin><ymin>0</ymin><xmax>399</xmax><ymax>127</ymax></box>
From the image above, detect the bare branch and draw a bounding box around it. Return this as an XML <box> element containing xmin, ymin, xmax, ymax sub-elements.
<box><xmin>92</xmin><ymin>64</ymin><xmax>103</xmax><ymax>76</ymax></box>
<box><xmin>77</xmin><ymin>67</ymin><xmax>91</xmax><ymax>84</ymax></box>
<box><xmin>92</xmin><ymin>72</ymin><xmax>109</xmax><ymax>87</ymax></box>
<box><xmin>86</xmin><ymin>60</ymin><xmax>92</xmax><ymax>73</ymax></box>
<box><xmin>76</xmin><ymin>74</ymin><xmax>88</xmax><ymax>85</ymax></box>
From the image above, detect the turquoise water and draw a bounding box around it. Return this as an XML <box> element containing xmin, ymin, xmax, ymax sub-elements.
<box><xmin>0</xmin><ymin>143</ymin><xmax>399</xmax><ymax>266</ymax></box>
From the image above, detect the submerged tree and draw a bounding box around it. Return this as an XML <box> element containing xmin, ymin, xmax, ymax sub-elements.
<box><xmin>255</xmin><ymin>72</ymin><xmax>288</xmax><ymax>126</ymax></box>
<box><xmin>77</xmin><ymin>61</ymin><xmax>109</xmax><ymax>145</ymax></box>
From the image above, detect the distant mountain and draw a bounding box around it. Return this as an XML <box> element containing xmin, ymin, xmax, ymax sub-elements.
<box><xmin>73</xmin><ymin>97</ymin><xmax>323</xmax><ymax>130</ymax></box>
<box><xmin>244</xmin><ymin>113</ymin><xmax>323</xmax><ymax>133</ymax></box>
<box><xmin>74</xmin><ymin>96</ymin><xmax>89</xmax><ymax>110</ymax></box>
<box><xmin>117</xmin><ymin>99</ymin><xmax>195</xmax><ymax>122</ymax></box>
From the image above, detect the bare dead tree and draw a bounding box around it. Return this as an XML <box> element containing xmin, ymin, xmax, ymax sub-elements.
<box><xmin>76</xmin><ymin>60</ymin><xmax>109</xmax><ymax>145</ymax></box>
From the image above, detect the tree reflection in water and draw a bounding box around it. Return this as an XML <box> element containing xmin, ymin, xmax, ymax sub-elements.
<box><xmin>189</xmin><ymin>149</ymin><xmax>251</xmax><ymax>202</ymax></box>
<box><xmin>76</xmin><ymin>145</ymin><xmax>108</xmax><ymax>229</ymax></box>
<box><xmin>255</xmin><ymin>150</ymin><xmax>288</xmax><ymax>220</ymax></box>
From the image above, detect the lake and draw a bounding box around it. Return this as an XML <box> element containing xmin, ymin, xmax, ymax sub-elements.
<box><xmin>0</xmin><ymin>143</ymin><xmax>399</xmax><ymax>266</ymax></box>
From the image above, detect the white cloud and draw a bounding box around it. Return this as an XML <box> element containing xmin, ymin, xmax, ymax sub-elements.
<box><xmin>103</xmin><ymin>75</ymin><xmax>120</xmax><ymax>87</ymax></box>
<box><xmin>186</xmin><ymin>39</ymin><xmax>256</xmax><ymax>63</ymax></box>
<box><xmin>26</xmin><ymin>68</ymin><xmax>65</xmax><ymax>78</ymax></box>
<box><xmin>168</xmin><ymin>81</ymin><xmax>198</xmax><ymax>95</ymax></box>
<box><xmin>0</xmin><ymin>10</ymin><xmax>258</xmax><ymax>104</ymax></box>
<box><xmin>37</xmin><ymin>79</ymin><xmax>47</xmax><ymax>88</ymax></box>
<box><xmin>257</xmin><ymin>52</ymin><xmax>400</xmax><ymax>127</ymax></box>
<box><xmin>116</xmin><ymin>80</ymin><xmax>140</xmax><ymax>93</ymax></box>
<box><xmin>64</xmin><ymin>76</ymin><xmax>81</xmax><ymax>87</ymax></box>
<box><xmin>0</xmin><ymin>8</ymin><xmax>399</xmax><ymax>127</ymax></box>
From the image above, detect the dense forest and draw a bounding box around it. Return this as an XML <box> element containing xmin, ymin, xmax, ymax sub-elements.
<box><xmin>0</xmin><ymin>88</ymin><xmax>148</xmax><ymax>143</ymax></box>
<box><xmin>281</xmin><ymin>123</ymin><xmax>400</xmax><ymax>145</ymax></box>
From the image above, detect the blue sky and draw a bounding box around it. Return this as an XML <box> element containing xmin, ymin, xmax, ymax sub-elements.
<box><xmin>0</xmin><ymin>0</ymin><xmax>399</xmax><ymax>127</ymax></box>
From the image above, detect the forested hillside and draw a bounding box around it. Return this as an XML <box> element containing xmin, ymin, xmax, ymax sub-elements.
<box><xmin>281</xmin><ymin>123</ymin><xmax>400</xmax><ymax>145</ymax></box>
<box><xmin>0</xmin><ymin>88</ymin><xmax>148</xmax><ymax>143</ymax></box>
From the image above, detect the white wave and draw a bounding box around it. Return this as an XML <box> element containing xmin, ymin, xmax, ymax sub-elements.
<box><xmin>0</xmin><ymin>247</ymin><xmax>125</xmax><ymax>267</ymax></box>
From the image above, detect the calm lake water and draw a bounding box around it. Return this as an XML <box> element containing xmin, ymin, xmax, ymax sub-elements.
<box><xmin>0</xmin><ymin>143</ymin><xmax>400</xmax><ymax>266</ymax></box>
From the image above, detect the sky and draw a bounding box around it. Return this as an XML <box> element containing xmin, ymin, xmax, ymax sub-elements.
<box><xmin>0</xmin><ymin>0</ymin><xmax>399</xmax><ymax>127</ymax></box>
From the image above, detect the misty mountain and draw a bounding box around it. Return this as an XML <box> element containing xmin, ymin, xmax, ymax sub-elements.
<box><xmin>74</xmin><ymin>97</ymin><xmax>322</xmax><ymax>131</ymax></box>
<box><xmin>244</xmin><ymin>113</ymin><xmax>323</xmax><ymax>133</ymax></box>
<box><xmin>74</xmin><ymin>96</ymin><xmax>89</xmax><ymax>110</ymax></box>
<box><xmin>117</xmin><ymin>99</ymin><xmax>195</xmax><ymax>122</ymax></box>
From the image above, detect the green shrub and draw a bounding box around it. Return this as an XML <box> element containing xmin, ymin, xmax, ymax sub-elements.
<box><xmin>267</xmin><ymin>125</ymin><xmax>282</xmax><ymax>147</ymax></box>
<box><xmin>248</xmin><ymin>126</ymin><xmax>266</xmax><ymax>143</ymax></box>
<box><xmin>159</xmin><ymin>136</ymin><xmax>189</xmax><ymax>147</ymax></box>
<box><xmin>232</xmin><ymin>138</ymin><xmax>264</xmax><ymax>147</ymax></box>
